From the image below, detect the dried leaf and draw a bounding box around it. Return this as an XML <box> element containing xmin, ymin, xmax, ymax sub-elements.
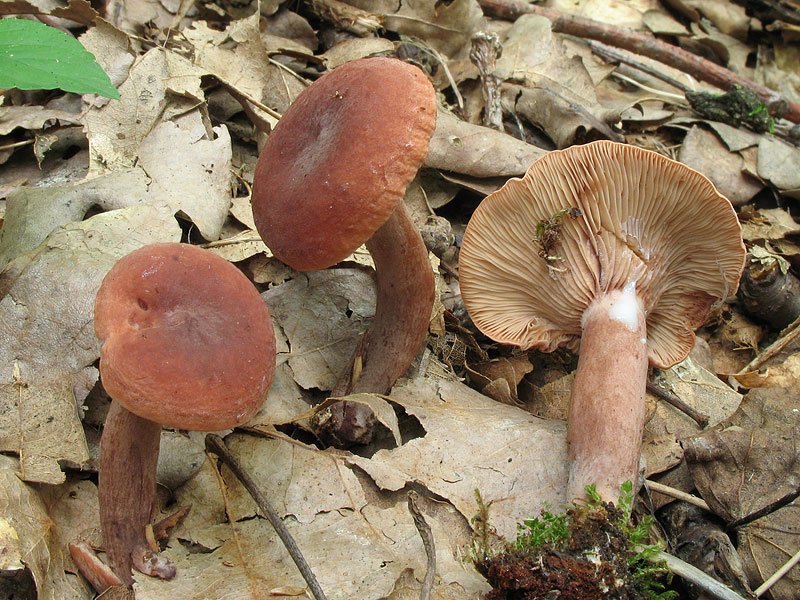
<box><xmin>0</xmin><ymin>203</ymin><xmax>181</xmax><ymax>483</ymax></box>
<box><xmin>678</xmin><ymin>125</ymin><xmax>762</xmax><ymax>206</ymax></box>
<box><xmin>137</xmin><ymin>112</ymin><xmax>233</xmax><ymax>240</ymax></box>
<box><xmin>0</xmin><ymin>455</ymin><xmax>93</xmax><ymax>599</ymax></box>
<box><xmin>263</xmin><ymin>268</ymin><xmax>376</xmax><ymax>392</ymax></box>
<box><xmin>426</xmin><ymin>110</ymin><xmax>545</xmax><ymax>178</ymax></box>
<box><xmin>84</xmin><ymin>48</ymin><xmax>207</xmax><ymax>172</ymax></box>
<box><xmin>183</xmin><ymin>14</ymin><xmax>303</xmax><ymax>117</ymax></box>
<box><xmin>0</xmin><ymin>168</ymin><xmax>150</xmax><ymax>270</ymax></box>
<box><xmin>348</xmin><ymin>378</ymin><xmax>568</xmax><ymax>541</ymax></box>
<box><xmin>757</xmin><ymin>136</ymin><xmax>800</xmax><ymax>193</ymax></box>
<box><xmin>684</xmin><ymin>388</ymin><xmax>800</xmax><ymax>599</ymax></box>
<box><xmin>141</xmin><ymin>432</ymin><xmax>489</xmax><ymax>598</ymax></box>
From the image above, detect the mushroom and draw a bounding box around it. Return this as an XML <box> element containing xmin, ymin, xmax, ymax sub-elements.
<box><xmin>94</xmin><ymin>242</ymin><xmax>275</xmax><ymax>584</ymax></box>
<box><xmin>251</xmin><ymin>57</ymin><xmax>436</xmax><ymax>444</ymax></box>
<box><xmin>458</xmin><ymin>141</ymin><xmax>745</xmax><ymax>503</ymax></box>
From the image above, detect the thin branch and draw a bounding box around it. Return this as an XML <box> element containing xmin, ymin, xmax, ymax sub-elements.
<box><xmin>205</xmin><ymin>434</ymin><xmax>328</xmax><ymax>600</ymax></box>
<box><xmin>646</xmin><ymin>381</ymin><xmax>710</xmax><ymax>428</ymax></box>
<box><xmin>407</xmin><ymin>491</ymin><xmax>436</xmax><ymax>599</ymax></box>
<box><xmin>644</xmin><ymin>480</ymin><xmax>711</xmax><ymax>511</ymax></box>
<box><xmin>755</xmin><ymin>546</ymin><xmax>800</xmax><ymax>597</ymax></box>
<box><xmin>726</xmin><ymin>483</ymin><xmax>800</xmax><ymax>530</ymax></box>
<box><xmin>653</xmin><ymin>551</ymin><xmax>749</xmax><ymax>600</ymax></box>
<box><xmin>735</xmin><ymin>314</ymin><xmax>800</xmax><ymax>376</ymax></box>
<box><xmin>587</xmin><ymin>39</ymin><xmax>691</xmax><ymax>93</ymax></box>
<box><xmin>477</xmin><ymin>0</ymin><xmax>800</xmax><ymax>124</ymax></box>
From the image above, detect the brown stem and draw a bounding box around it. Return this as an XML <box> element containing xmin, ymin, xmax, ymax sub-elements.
<box><xmin>334</xmin><ymin>202</ymin><xmax>435</xmax><ymax>396</ymax></box>
<box><xmin>477</xmin><ymin>0</ymin><xmax>800</xmax><ymax>124</ymax></box>
<box><xmin>322</xmin><ymin>203</ymin><xmax>434</xmax><ymax>446</ymax></box>
<box><xmin>99</xmin><ymin>401</ymin><xmax>161</xmax><ymax>586</ymax></box>
<box><xmin>567</xmin><ymin>288</ymin><xmax>648</xmax><ymax>503</ymax></box>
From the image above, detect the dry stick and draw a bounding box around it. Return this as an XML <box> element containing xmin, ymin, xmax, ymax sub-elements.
<box><xmin>477</xmin><ymin>0</ymin><xmax>800</xmax><ymax>124</ymax></box>
<box><xmin>586</xmin><ymin>40</ymin><xmax>691</xmax><ymax>93</ymax></box>
<box><xmin>726</xmin><ymin>483</ymin><xmax>800</xmax><ymax>531</ymax></box>
<box><xmin>204</xmin><ymin>434</ymin><xmax>328</xmax><ymax>600</ymax></box>
<box><xmin>646</xmin><ymin>381</ymin><xmax>710</xmax><ymax>428</ymax></box>
<box><xmin>644</xmin><ymin>480</ymin><xmax>711</xmax><ymax>512</ymax></box>
<box><xmin>734</xmin><ymin>314</ymin><xmax>800</xmax><ymax>375</ymax></box>
<box><xmin>755</xmin><ymin>546</ymin><xmax>800</xmax><ymax>597</ymax></box>
<box><xmin>654</xmin><ymin>551</ymin><xmax>748</xmax><ymax>600</ymax></box>
<box><xmin>407</xmin><ymin>491</ymin><xmax>436</xmax><ymax>600</ymax></box>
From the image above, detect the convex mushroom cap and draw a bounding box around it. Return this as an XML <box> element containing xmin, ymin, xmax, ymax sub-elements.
<box><xmin>251</xmin><ymin>57</ymin><xmax>437</xmax><ymax>445</ymax></box>
<box><xmin>95</xmin><ymin>242</ymin><xmax>276</xmax><ymax>431</ymax></box>
<box><xmin>252</xmin><ymin>56</ymin><xmax>437</xmax><ymax>271</ymax></box>
<box><xmin>460</xmin><ymin>140</ymin><xmax>745</xmax><ymax>370</ymax></box>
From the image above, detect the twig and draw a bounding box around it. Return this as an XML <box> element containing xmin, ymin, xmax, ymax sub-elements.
<box><xmin>646</xmin><ymin>381</ymin><xmax>710</xmax><ymax>428</ymax></box>
<box><xmin>726</xmin><ymin>483</ymin><xmax>800</xmax><ymax>530</ymax></box>
<box><xmin>204</xmin><ymin>434</ymin><xmax>328</xmax><ymax>600</ymax></box>
<box><xmin>477</xmin><ymin>0</ymin><xmax>800</xmax><ymax>124</ymax></box>
<box><xmin>755</xmin><ymin>546</ymin><xmax>800</xmax><ymax>597</ymax></box>
<box><xmin>653</xmin><ymin>550</ymin><xmax>748</xmax><ymax>600</ymax></box>
<box><xmin>644</xmin><ymin>480</ymin><xmax>711</xmax><ymax>512</ymax></box>
<box><xmin>587</xmin><ymin>39</ymin><xmax>691</xmax><ymax>93</ymax></box>
<box><xmin>610</xmin><ymin>72</ymin><xmax>687</xmax><ymax>102</ymax></box>
<box><xmin>734</xmin><ymin>314</ymin><xmax>800</xmax><ymax>376</ymax></box>
<box><xmin>407</xmin><ymin>491</ymin><xmax>436</xmax><ymax>600</ymax></box>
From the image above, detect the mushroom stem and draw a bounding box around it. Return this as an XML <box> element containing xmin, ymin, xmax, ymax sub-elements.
<box><xmin>333</xmin><ymin>201</ymin><xmax>435</xmax><ymax>397</ymax></box>
<box><xmin>99</xmin><ymin>401</ymin><xmax>161</xmax><ymax>586</ymax></box>
<box><xmin>566</xmin><ymin>284</ymin><xmax>648</xmax><ymax>504</ymax></box>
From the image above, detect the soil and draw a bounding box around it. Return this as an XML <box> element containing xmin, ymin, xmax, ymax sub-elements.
<box><xmin>476</xmin><ymin>502</ymin><xmax>656</xmax><ymax>600</ymax></box>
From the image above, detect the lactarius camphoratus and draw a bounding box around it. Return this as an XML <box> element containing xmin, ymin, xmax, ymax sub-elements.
<box><xmin>251</xmin><ymin>56</ymin><xmax>436</xmax><ymax>445</ymax></box>
<box><xmin>458</xmin><ymin>141</ymin><xmax>745</xmax><ymax>504</ymax></box>
<box><xmin>94</xmin><ymin>242</ymin><xmax>275</xmax><ymax>584</ymax></box>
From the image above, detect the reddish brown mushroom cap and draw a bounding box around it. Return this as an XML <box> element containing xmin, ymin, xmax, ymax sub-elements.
<box><xmin>252</xmin><ymin>56</ymin><xmax>437</xmax><ymax>271</ymax></box>
<box><xmin>94</xmin><ymin>243</ymin><xmax>275</xmax><ymax>431</ymax></box>
<box><xmin>460</xmin><ymin>141</ymin><xmax>746</xmax><ymax>369</ymax></box>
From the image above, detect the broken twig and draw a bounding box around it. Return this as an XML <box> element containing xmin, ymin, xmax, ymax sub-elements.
<box><xmin>205</xmin><ymin>434</ymin><xmax>328</xmax><ymax>600</ymax></box>
<box><xmin>646</xmin><ymin>381</ymin><xmax>710</xmax><ymax>428</ymax></box>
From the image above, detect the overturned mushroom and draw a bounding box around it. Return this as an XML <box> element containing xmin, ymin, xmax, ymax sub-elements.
<box><xmin>459</xmin><ymin>141</ymin><xmax>745</xmax><ymax>503</ymax></box>
<box><xmin>94</xmin><ymin>243</ymin><xmax>275</xmax><ymax>584</ymax></box>
<box><xmin>252</xmin><ymin>57</ymin><xmax>436</xmax><ymax>445</ymax></box>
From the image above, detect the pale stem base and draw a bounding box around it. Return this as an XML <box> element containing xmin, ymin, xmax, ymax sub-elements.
<box><xmin>567</xmin><ymin>289</ymin><xmax>648</xmax><ymax>503</ymax></box>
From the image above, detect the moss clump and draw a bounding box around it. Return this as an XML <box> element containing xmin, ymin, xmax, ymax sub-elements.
<box><xmin>474</xmin><ymin>483</ymin><xmax>676</xmax><ymax>600</ymax></box>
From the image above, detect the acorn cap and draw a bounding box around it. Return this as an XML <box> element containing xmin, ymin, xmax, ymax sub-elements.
<box><xmin>252</xmin><ymin>56</ymin><xmax>437</xmax><ymax>271</ymax></box>
<box><xmin>94</xmin><ymin>243</ymin><xmax>275</xmax><ymax>430</ymax></box>
<box><xmin>459</xmin><ymin>141</ymin><xmax>746</xmax><ymax>369</ymax></box>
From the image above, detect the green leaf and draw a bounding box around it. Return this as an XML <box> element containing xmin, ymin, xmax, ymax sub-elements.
<box><xmin>0</xmin><ymin>19</ymin><xmax>120</xmax><ymax>99</ymax></box>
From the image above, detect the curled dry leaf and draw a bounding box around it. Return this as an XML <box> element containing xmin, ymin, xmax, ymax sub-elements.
<box><xmin>683</xmin><ymin>387</ymin><xmax>800</xmax><ymax>600</ymax></box>
<box><xmin>426</xmin><ymin>110</ymin><xmax>546</xmax><ymax>178</ymax></box>
<box><xmin>466</xmin><ymin>354</ymin><xmax>534</xmax><ymax>406</ymax></box>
